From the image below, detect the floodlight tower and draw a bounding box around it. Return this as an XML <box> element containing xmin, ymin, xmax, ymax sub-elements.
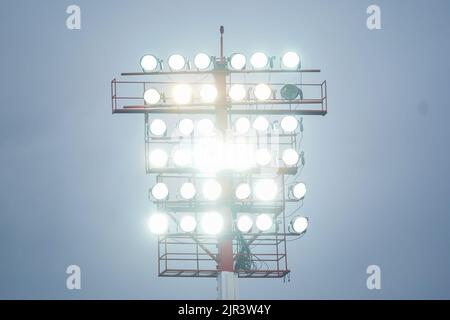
<box><xmin>110</xmin><ymin>26</ymin><xmax>327</xmax><ymax>300</ymax></box>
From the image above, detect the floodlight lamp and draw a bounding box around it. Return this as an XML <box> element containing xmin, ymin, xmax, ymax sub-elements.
<box><xmin>200</xmin><ymin>84</ymin><xmax>218</xmax><ymax>103</ymax></box>
<box><xmin>292</xmin><ymin>182</ymin><xmax>307</xmax><ymax>200</ymax></box>
<box><xmin>280</xmin><ymin>84</ymin><xmax>301</xmax><ymax>100</ymax></box>
<box><xmin>229</xmin><ymin>53</ymin><xmax>246</xmax><ymax>70</ymax></box>
<box><xmin>291</xmin><ymin>216</ymin><xmax>309</xmax><ymax>234</ymax></box>
<box><xmin>256</xmin><ymin>214</ymin><xmax>273</xmax><ymax>232</ymax></box>
<box><xmin>235</xmin><ymin>183</ymin><xmax>251</xmax><ymax>200</ymax></box>
<box><xmin>254</xmin><ymin>84</ymin><xmax>272</xmax><ymax>101</ymax></box>
<box><xmin>250</xmin><ymin>52</ymin><xmax>269</xmax><ymax>69</ymax></box>
<box><xmin>180</xmin><ymin>182</ymin><xmax>196</xmax><ymax>200</ymax></box>
<box><xmin>201</xmin><ymin>211</ymin><xmax>223</xmax><ymax>235</ymax></box>
<box><xmin>172</xmin><ymin>84</ymin><xmax>192</xmax><ymax>104</ymax></box>
<box><xmin>236</xmin><ymin>215</ymin><xmax>253</xmax><ymax>233</ymax></box>
<box><xmin>148</xmin><ymin>213</ymin><xmax>169</xmax><ymax>235</ymax></box>
<box><xmin>140</xmin><ymin>54</ymin><xmax>159</xmax><ymax>72</ymax></box>
<box><xmin>282</xmin><ymin>51</ymin><xmax>301</xmax><ymax>69</ymax></box>
<box><xmin>253</xmin><ymin>116</ymin><xmax>270</xmax><ymax>132</ymax></box>
<box><xmin>149</xmin><ymin>149</ymin><xmax>168</xmax><ymax>168</ymax></box>
<box><xmin>283</xmin><ymin>148</ymin><xmax>299</xmax><ymax>166</ymax></box>
<box><xmin>151</xmin><ymin>183</ymin><xmax>169</xmax><ymax>200</ymax></box>
<box><xmin>202</xmin><ymin>180</ymin><xmax>222</xmax><ymax>201</ymax></box>
<box><xmin>173</xmin><ymin>148</ymin><xmax>192</xmax><ymax>167</ymax></box>
<box><xmin>194</xmin><ymin>53</ymin><xmax>211</xmax><ymax>70</ymax></box>
<box><xmin>178</xmin><ymin>118</ymin><xmax>194</xmax><ymax>136</ymax></box>
<box><xmin>168</xmin><ymin>54</ymin><xmax>186</xmax><ymax>71</ymax></box>
<box><xmin>254</xmin><ymin>179</ymin><xmax>277</xmax><ymax>201</ymax></box>
<box><xmin>229</xmin><ymin>84</ymin><xmax>246</xmax><ymax>101</ymax></box>
<box><xmin>144</xmin><ymin>88</ymin><xmax>161</xmax><ymax>105</ymax></box>
<box><xmin>150</xmin><ymin>119</ymin><xmax>167</xmax><ymax>136</ymax></box>
<box><xmin>255</xmin><ymin>149</ymin><xmax>272</xmax><ymax>166</ymax></box>
<box><xmin>197</xmin><ymin>118</ymin><xmax>215</xmax><ymax>136</ymax></box>
<box><xmin>235</xmin><ymin>117</ymin><xmax>251</xmax><ymax>134</ymax></box>
<box><xmin>180</xmin><ymin>215</ymin><xmax>197</xmax><ymax>233</ymax></box>
<box><xmin>280</xmin><ymin>116</ymin><xmax>298</xmax><ymax>133</ymax></box>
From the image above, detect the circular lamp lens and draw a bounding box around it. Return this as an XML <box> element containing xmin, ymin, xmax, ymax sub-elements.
<box><xmin>293</xmin><ymin>182</ymin><xmax>306</xmax><ymax>200</ymax></box>
<box><xmin>237</xmin><ymin>215</ymin><xmax>253</xmax><ymax>233</ymax></box>
<box><xmin>256</xmin><ymin>214</ymin><xmax>273</xmax><ymax>232</ymax></box>
<box><xmin>200</xmin><ymin>84</ymin><xmax>218</xmax><ymax>103</ymax></box>
<box><xmin>230</xmin><ymin>53</ymin><xmax>246</xmax><ymax>70</ymax></box>
<box><xmin>151</xmin><ymin>183</ymin><xmax>169</xmax><ymax>200</ymax></box>
<box><xmin>180</xmin><ymin>182</ymin><xmax>196</xmax><ymax>200</ymax></box>
<box><xmin>235</xmin><ymin>183</ymin><xmax>251</xmax><ymax>200</ymax></box>
<box><xmin>140</xmin><ymin>55</ymin><xmax>158</xmax><ymax>72</ymax></box>
<box><xmin>280</xmin><ymin>84</ymin><xmax>300</xmax><ymax>100</ymax></box>
<box><xmin>148</xmin><ymin>213</ymin><xmax>169</xmax><ymax>235</ymax></box>
<box><xmin>292</xmin><ymin>216</ymin><xmax>308</xmax><ymax>234</ymax></box>
<box><xmin>168</xmin><ymin>54</ymin><xmax>186</xmax><ymax>71</ymax></box>
<box><xmin>194</xmin><ymin>53</ymin><xmax>211</xmax><ymax>70</ymax></box>
<box><xmin>149</xmin><ymin>149</ymin><xmax>168</xmax><ymax>168</ymax></box>
<box><xmin>254</xmin><ymin>84</ymin><xmax>272</xmax><ymax>101</ymax></box>
<box><xmin>173</xmin><ymin>148</ymin><xmax>192</xmax><ymax>167</ymax></box>
<box><xmin>201</xmin><ymin>211</ymin><xmax>223</xmax><ymax>235</ymax></box>
<box><xmin>202</xmin><ymin>180</ymin><xmax>222</xmax><ymax>201</ymax></box>
<box><xmin>250</xmin><ymin>52</ymin><xmax>269</xmax><ymax>69</ymax></box>
<box><xmin>197</xmin><ymin>118</ymin><xmax>215</xmax><ymax>136</ymax></box>
<box><xmin>280</xmin><ymin>116</ymin><xmax>298</xmax><ymax>133</ymax></box>
<box><xmin>180</xmin><ymin>215</ymin><xmax>197</xmax><ymax>233</ymax></box>
<box><xmin>229</xmin><ymin>84</ymin><xmax>246</xmax><ymax>101</ymax></box>
<box><xmin>178</xmin><ymin>118</ymin><xmax>194</xmax><ymax>136</ymax></box>
<box><xmin>282</xmin><ymin>52</ymin><xmax>301</xmax><ymax>69</ymax></box>
<box><xmin>255</xmin><ymin>149</ymin><xmax>272</xmax><ymax>166</ymax></box>
<box><xmin>282</xmin><ymin>149</ymin><xmax>299</xmax><ymax>166</ymax></box>
<box><xmin>253</xmin><ymin>116</ymin><xmax>270</xmax><ymax>132</ymax></box>
<box><xmin>172</xmin><ymin>84</ymin><xmax>192</xmax><ymax>104</ymax></box>
<box><xmin>144</xmin><ymin>88</ymin><xmax>161</xmax><ymax>105</ymax></box>
<box><xmin>254</xmin><ymin>179</ymin><xmax>277</xmax><ymax>201</ymax></box>
<box><xmin>150</xmin><ymin>119</ymin><xmax>167</xmax><ymax>136</ymax></box>
<box><xmin>235</xmin><ymin>117</ymin><xmax>251</xmax><ymax>134</ymax></box>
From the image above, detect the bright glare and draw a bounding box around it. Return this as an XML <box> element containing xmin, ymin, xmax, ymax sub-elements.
<box><xmin>202</xmin><ymin>180</ymin><xmax>222</xmax><ymax>201</ymax></box>
<box><xmin>173</xmin><ymin>84</ymin><xmax>192</xmax><ymax>104</ymax></box>
<box><xmin>168</xmin><ymin>54</ymin><xmax>186</xmax><ymax>70</ymax></box>
<box><xmin>201</xmin><ymin>211</ymin><xmax>223</xmax><ymax>235</ymax></box>
<box><xmin>200</xmin><ymin>84</ymin><xmax>218</xmax><ymax>103</ymax></box>
<box><xmin>144</xmin><ymin>88</ymin><xmax>161</xmax><ymax>105</ymax></box>
<box><xmin>148</xmin><ymin>213</ymin><xmax>169</xmax><ymax>235</ymax></box>
<box><xmin>197</xmin><ymin>118</ymin><xmax>215</xmax><ymax>136</ymax></box>
<box><xmin>253</xmin><ymin>116</ymin><xmax>270</xmax><ymax>132</ymax></box>
<box><xmin>254</xmin><ymin>179</ymin><xmax>277</xmax><ymax>201</ymax></box>
<box><xmin>150</xmin><ymin>119</ymin><xmax>166</xmax><ymax>136</ymax></box>
<box><xmin>149</xmin><ymin>149</ymin><xmax>168</xmax><ymax>168</ymax></box>
<box><xmin>282</xmin><ymin>149</ymin><xmax>299</xmax><ymax>166</ymax></box>
<box><xmin>225</xmin><ymin>140</ymin><xmax>256</xmax><ymax>172</ymax></box>
<box><xmin>140</xmin><ymin>55</ymin><xmax>158</xmax><ymax>72</ymax></box>
<box><xmin>250</xmin><ymin>52</ymin><xmax>269</xmax><ymax>69</ymax></box>
<box><xmin>254</xmin><ymin>84</ymin><xmax>272</xmax><ymax>101</ymax></box>
<box><xmin>194</xmin><ymin>53</ymin><xmax>211</xmax><ymax>70</ymax></box>
<box><xmin>237</xmin><ymin>215</ymin><xmax>253</xmax><ymax>233</ymax></box>
<box><xmin>255</xmin><ymin>149</ymin><xmax>272</xmax><ymax>166</ymax></box>
<box><xmin>282</xmin><ymin>52</ymin><xmax>300</xmax><ymax>69</ymax></box>
<box><xmin>281</xmin><ymin>116</ymin><xmax>298</xmax><ymax>133</ymax></box>
<box><xmin>235</xmin><ymin>183</ymin><xmax>251</xmax><ymax>200</ymax></box>
<box><xmin>178</xmin><ymin>118</ymin><xmax>194</xmax><ymax>136</ymax></box>
<box><xmin>235</xmin><ymin>117</ymin><xmax>251</xmax><ymax>134</ymax></box>
<box><xmin>180</xmin><ymin>215</ymin><xmax>197</xmax><ymax>233</ymax></box>
<box><xmin>180</xmin><ymin>182</ymin><xmax>196</xmax><ymax>200</ymax></box>
<box><xmin>293</xmin><ymin>182</ymin><xmax>307</xmax><ymax>200</ymax></box>
<box><xmin>292</xmin><ymin>216</ymin><xmax>308</xmax><ymax>234</ymax></box>
<box><xmin>173</xmin><ymin>148</ymin><xmax>192</xmax><ymax>167</ymax></box>
<box><xmin>151</xmin><ymin>183</ymin><xmax>169</xmax><ymax>200</ymax></box>
<box><xmin>256</xmin><ymin>214</ymin><xmax>273</xmax><ymax>232</ymax></box>
<box><xmin>229</xmin><ymin>84</ymin><xmax>246</xmax><ymax>101</ymax></box>
<box><xmin>230</xmin><ymin>53</ymin><xmax>246</xmax><ymax>70</ymax></box>
<box><xmin>193</xmin><ymin>138</ymin><xmax>225</xmax><ymax>173</ymax></box>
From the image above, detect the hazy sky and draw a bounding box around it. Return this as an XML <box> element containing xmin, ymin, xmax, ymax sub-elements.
<box><xmin>0</xmin><ymin>0</ymin><xmax>449</xmax><ymax>299</ymax></box>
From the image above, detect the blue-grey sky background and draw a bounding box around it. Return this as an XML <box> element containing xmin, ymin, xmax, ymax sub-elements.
<box><xmin>0</xmin><ymin>0</ymin><xmax>449</xmax><ymax>299</ymax></box>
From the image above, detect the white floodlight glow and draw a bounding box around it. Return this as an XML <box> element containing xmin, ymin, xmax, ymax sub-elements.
<box><xmin>140</xmin><ymin>55</ymin><xmax>158</xmax><ymax>72</ymax></box>
<box><xmin>250</xmin><ymin>52</ymin><xmax>269</xmax><ymax>69</ymax></box>
<box><xmin>202</xmin><ymin>180</ymin><xmax>222</xmax><ymax>201</ymax></box>
<box><xmin>149</xmin><ymin>149</ymin><xmax>168</xmax><ymax>168</ymax></box>
<box><xmin>173</xmin><ymin>84</ymin><xmax>192</xmax><ymax>104</ymax></box>
<box><xmin>201</xmin><ymin>211</ymin><xmax>223</xmax><ymax>235</ymax></box>
<box><xmin>180</xmin><ymin>215</ymin><xmax>197</xmax><ymax>233</ymax></box>
<box><xmin>197</xmin><ymin>118</ymin><xmax>215</xmax><ymax>136</ymax></box>
<box><xmin>255</xmin><ymin>149</ymin><xmax>272</xmax><ymax>166</ymax></box>
<box><xmin>173</xmin><ymin>148</ymin><xmax>192</xmax><ymax>167</ymax></box>
<box><xmin>226</xmin><ymin>140</ymin><xmax>256</xmax><ymax>172</ymax></box>
<box><xmin>235</xmin><ymin>183</ymin><xmax>251</xmax><ymax>200</ymax></box>
<box><xmin>229</xmin><ymin>84</ymin><xmax>247</xmax><ymax>101</ymax></box>
<box><xmin>200</xmin><ymin>84</ymin><xmax>218</xmax><ymax>103</ymax></box>
<box><xmin>180</xmin><ymin>182</ymin><xmax>196</xmax><ymax>200</ymax></box>
<box><xmin>292</xmin><ymin>216</ymin><xmax>309</xmax><ymax>234</ymax></box>
<box><xmin>235</xmin><ymin>117</ymin><xmax>251</xmax><ymax>134</ymax></box>
<box><xmin>144</xmin><ymin>88</ymin><xmax>161</xmax><ymax>105</ymax></box>
<box><xmin>178</xmin><ymin>118</ymin><xmax>194</xmax><ymax>136</ymax></box>
<box><xmin>236</xmin><ymin>215</ymin><xmax>253</xmax><ymax>233</ymax></box>
<box><xmin>256</xmin><ymin>214</ymin><xmax>273</xmax><ymax>232</ymax></box>
<box><xmin>281</xmin><ymin>116</ymin><xmax>298</xmax><ymax>133</ymax></box>
<box><xmin>151</xmin><ymin>183</ymin><xmax>169</xmax><ymax>200</ymax></box>
<box><xmin>194</xmin><ymin>53</ymin><xmax>211</xmax><ymax>70</ymax></box>
<box><xmin>254</xmin><ymin>179</ymin><xmax>278</xmax><ymax>201</ymax></box>
<box><xmin>148</xmin><ymin>213</ymin><xmax>169</xmax><ymax>235</ymax></box>
<box><xmin>282</xmin><ymin>148</ymin><xmax>299</xmax><ymax>166</ymax></box>
<box><xmin>254</xmin><ymin>84</ymin><xmax>272</xmax><ymax>101</ymax></box>
<box><xmin>168</xmin><ymin>54</ymin><xmax>186</xmax><ymax>71</ymax></box>
<box><xmin>230</xmin><ymin>53</ymin><xmax>246</xmax><ymax>70</ymax></box>
<box><xmin>293</xmin><ymin>182</ymin><xmax>307</xmax><ymax>200</ymax></box>
<box><xmin>253</xmin><ymin>116</ymin><xmax>270</xmax><ymax>132</ymax></box>
<box><xmin>193</xmin><ymin>138</ymin><xmax>225</xmax><ymax>173</ymax></box>
<box><xmin>282</xmin><ymin>51</ymin><xmax>301</xmax><ymax>69</ymax></box>
<box><xmin>150</xmin><ymin>119</ymin><xmax>166</xmax><ymax>136</ymax></box>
